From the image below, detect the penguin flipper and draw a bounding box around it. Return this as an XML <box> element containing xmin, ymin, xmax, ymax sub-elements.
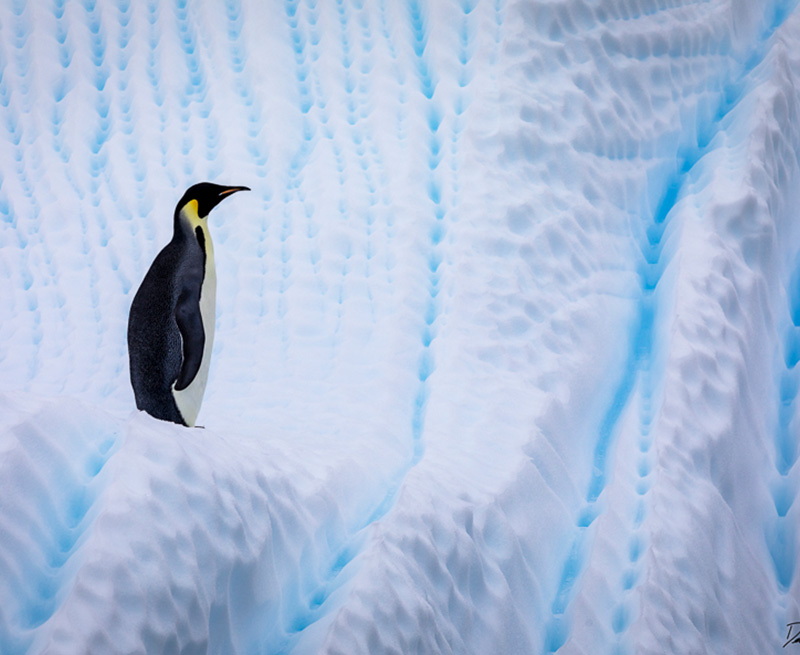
<box><xmin>174</xmin><ymin>283</ymin><xmax>205</xmax><ymax>391</ymax></box>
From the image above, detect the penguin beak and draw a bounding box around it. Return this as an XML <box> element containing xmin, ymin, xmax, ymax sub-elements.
<box><xmin>218</xmin><ymin>186</ymin><xmax>250</xmax><ymax>197</ymax></box>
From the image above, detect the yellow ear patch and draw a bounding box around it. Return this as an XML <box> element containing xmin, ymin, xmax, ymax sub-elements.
<box><xmin>180</xmin><ymin>199</ymin><xmax>205</xmax><ymax>229</ymax></box>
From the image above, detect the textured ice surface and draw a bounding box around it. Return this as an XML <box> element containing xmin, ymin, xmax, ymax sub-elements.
<box><xmin>1</xmin><ymin>0</ymin><xmax>799</xmax><ymax>653</ymax></box>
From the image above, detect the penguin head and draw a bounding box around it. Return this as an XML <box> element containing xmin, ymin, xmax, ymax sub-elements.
<box><xmin>175</xmin><ymin>182</ymin><xmax>250</xmax><ymax>221</ymax></box>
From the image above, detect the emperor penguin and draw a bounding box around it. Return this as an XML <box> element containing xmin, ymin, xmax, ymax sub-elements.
<box><xmin>127</xmin><ymin>182</ymin><xmax>249</xmax><ymax>426</ymax></box>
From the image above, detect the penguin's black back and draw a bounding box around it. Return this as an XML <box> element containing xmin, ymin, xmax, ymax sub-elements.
<box><xmin>127</xmin><ymin>230</ymin><xmax>205</xmax><ymax>425</ymax></box>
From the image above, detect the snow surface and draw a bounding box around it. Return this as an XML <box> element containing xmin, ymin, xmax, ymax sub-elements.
<box><xmin>1</xmin><ymin>0</ymin><xmax>799</xmax><ymax>652</ymax></box>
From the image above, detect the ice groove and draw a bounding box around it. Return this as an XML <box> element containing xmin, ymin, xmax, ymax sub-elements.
<box><xmin>0</xmin><ymin>403</ymin><xmax>119</xmax><ymax>654</ymax></box>
<box><xmin>767</xmin><ymin>248</ymin><xmax>800</xmax><ymax>632</ymax></box>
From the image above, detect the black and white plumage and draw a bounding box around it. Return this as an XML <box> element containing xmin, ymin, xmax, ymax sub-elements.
<box><xmin>127</xmin><ymin>182</ymin><xmax>249</xmax><ymax>426</ymax></box>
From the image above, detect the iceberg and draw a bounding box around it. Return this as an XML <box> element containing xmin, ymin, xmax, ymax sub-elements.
<box><xmin>0</xmin><ymin>0</ymin><xmax>798</xmax><ymax>652</ymax></box>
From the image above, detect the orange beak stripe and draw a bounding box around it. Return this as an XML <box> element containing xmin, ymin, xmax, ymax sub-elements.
<box><xmin>219</xmin><ymin>186</ymin><xmax>250</xmax><ymax>196</ymax></box>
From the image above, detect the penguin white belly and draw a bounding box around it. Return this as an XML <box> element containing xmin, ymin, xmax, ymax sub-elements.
<box><xmin>172</xmin><ymin>237</ymin><xmax>216</xmax><ymax>426</ymax></box>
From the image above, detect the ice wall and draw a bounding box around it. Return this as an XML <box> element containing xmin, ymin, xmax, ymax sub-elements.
<box><xmin>1</xmin><ymin>0</ymin><xmax>799</xmax><ymax>653</ymax></box>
